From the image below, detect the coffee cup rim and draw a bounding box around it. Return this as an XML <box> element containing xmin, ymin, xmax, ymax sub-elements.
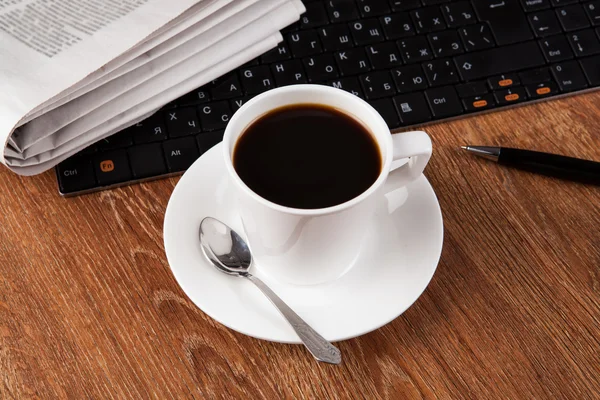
<box><xmin>223</xmin><ymin>84</ymin><xmax>393</xmax><ymax>216</ymax></box>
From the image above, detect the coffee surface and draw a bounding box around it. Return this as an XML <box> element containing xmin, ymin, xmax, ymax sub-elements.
<box><xmin>233</xmin><ymin>104</ymin><xmax>381</xmax><ymax>209</ymax></box>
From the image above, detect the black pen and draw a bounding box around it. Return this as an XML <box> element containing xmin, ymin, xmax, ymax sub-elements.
<box><xmin>461</xmin><ymin>146</ymin><xmax>600</xmax><ymax>186</ymax></box>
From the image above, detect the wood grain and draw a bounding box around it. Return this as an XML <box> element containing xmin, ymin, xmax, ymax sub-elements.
<box><xmin>1</xmin><ymin>93</ymin><xmax>599</xmax><ymax>399</ymax></box>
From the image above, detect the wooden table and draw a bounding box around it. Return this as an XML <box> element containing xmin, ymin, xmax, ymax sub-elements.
<box><xmin>1</xmin><ymin>93</ymin><xmax>599</xmax><ymax>399</ymax></box>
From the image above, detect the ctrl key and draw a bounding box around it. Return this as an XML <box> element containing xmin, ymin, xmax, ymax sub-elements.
<box><xmin>57</xmin><ymin>157</ymin><xmax>97</xmax><ymax>194</ymax></box>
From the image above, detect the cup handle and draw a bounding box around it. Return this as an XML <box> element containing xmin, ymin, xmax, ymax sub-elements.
<box><xmin>385</xmin><ymin>131</ymin><xmax>432</xmax><ymax>189</ymax></box>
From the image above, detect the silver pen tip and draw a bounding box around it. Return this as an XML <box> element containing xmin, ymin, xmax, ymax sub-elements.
<box><xmin>460</xmin><ymin>145</ymin><xmax>501</xmax><ymax>161</ymax></box>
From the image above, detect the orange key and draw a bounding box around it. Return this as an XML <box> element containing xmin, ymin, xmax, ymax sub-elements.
<box><xmin>100</xmin><ymin>160</ymin><xmax>115</xmax><ymax>172</ymax></box>
<box><xmin>536</xmin><ymin>87</ymin><xmax>551</xmax><ymax>95</ymax></box>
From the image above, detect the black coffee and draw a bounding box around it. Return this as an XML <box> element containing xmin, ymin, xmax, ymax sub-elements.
<box><xmin>233</xmin><ymin>104</ymin><xmax>382</xmax><ymax>209</ymax></box>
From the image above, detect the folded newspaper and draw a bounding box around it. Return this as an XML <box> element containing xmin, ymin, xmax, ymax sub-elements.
<box><xmin>0</xmin><ymin>0</ymin><xmax>304</xmax><ymax>175</ymax></box>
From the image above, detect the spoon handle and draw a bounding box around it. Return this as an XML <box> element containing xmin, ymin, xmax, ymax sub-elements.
<box><xmin>245</xmin><ymin>274</ymin><xmax>341</xmax><ymax>365</ymax></box>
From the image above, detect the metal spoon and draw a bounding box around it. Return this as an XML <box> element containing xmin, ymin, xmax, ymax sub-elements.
<box><xmin>199</xmin><ymin>217</ymin><xmax>341</xmax><ymax>365</ymax></box>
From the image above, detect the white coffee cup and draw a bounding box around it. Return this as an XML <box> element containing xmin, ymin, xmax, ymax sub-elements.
<box><xmin>223</xmin><ymin>85</ymin><xmax>432</xmax><ymax>286</ymax></box>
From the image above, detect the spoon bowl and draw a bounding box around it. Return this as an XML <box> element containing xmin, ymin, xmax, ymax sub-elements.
<box><xmin>199</xmin><ymin>217</ymin><xmax>251</xmax><ymax>276</ymax></box>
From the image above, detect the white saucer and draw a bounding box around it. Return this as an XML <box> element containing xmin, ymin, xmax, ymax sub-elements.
<box><xmin>163</xmin><ymin>144</ymin><xmax>444</xmax><ymax>343</ymax></box>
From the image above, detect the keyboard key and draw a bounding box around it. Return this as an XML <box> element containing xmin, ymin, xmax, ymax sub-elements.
<box><xmin>281</xmin><ymin>21</ymin><xmax>300</xmax><ymax>33</ymax></box>
<box><xmin>411</xmin><ymin>7</ymin><xmax>447</xmax><ymax>33</ymax></box>
<box><xmin>521</xmin><ymin>0</ymin><xmax>551</xmax><ymax>12</ymax></box>
<box><xmin>230</xmin><ymin>97</ymin><xmax>253</xmax><ymax>113</ymax></box>
<box><xmin>462</xmin><ymin>94</ymin><xmax>496</xmax><ymax>111</ymax></box>
<box><xmin>271</xmin><ymin>60</ymin><xmax>308</xmax><ymax>86</ymax></box>
<box><xmin>163</xmin><ymin>101</ymin><xmax>178</xmax><ymax>110</ymax></box>
<box><xmin>178</xmin><ymin>87</ymin><xmax>210</xmax><ymax>105</ymax></box>
<box><xmin>392</xmin><ymin>64</ymin><xmax>428</xmax><ymax>92</ymax></box>
<box><xmin>557</xmin><ymin>5</ymin><xmax>591</xmax><ymax>31</ymax></box>
<box><xmin>300</xmin><ymin>2</ymin><xmax>329</xmax><ymax>29</ymax></box>
<box><xmin>327</xmin><ymin>77</ymin><xmax>365</xmax><ymax>98</ymax></box>
<box><xmin>241</xmin><ymin>57</ymin><xmax>260</xmax><ymax>67</ymax></box>
<box><xmin>260</xmin><ymin>43</ymin><xmax>292</xmax><ymax>64</ymax></box>
<box><xmin>389</xmin><ymin>0</ymin><xmax>421</xmax><ymax>12</ymax></box>
<box><xmin>360</xmin><ymin>71</ymin><xmax>397</xmax><ymax>99</ymax></box>
<box><xmin>371</xmin><ymin>98</ymin><xmax>401</xmax><ymax>128</ymax></box>
<box><xmin>380</xmin><ymin>13</ymin><xmax>416</xmax><ymax>39</ymax></box>
<box><xmin>57</xmin><ymin>157</ymin><xmax>96</xmax><ymax>194</ymax></box>
<box><xmin>398</xmin><ymin>36</ymin><xmax>433</xmax><ymax>63</ymax></box>
<box><xmin>456</xmin><ymin>81</ymin><xmax>489</xmax><ymax>97</ymax></box>
<box><xmin>454</xmin><ymin>41</ymin><xmax>546</xmax><ymax>81</ymax></box>
<box><xmin>335</xmin><ymin>48</ymin><xmax>371</xmax><ymax>75</ymax></box>
<box><xmin>94</xmin><ymin>149</ymin><xmax>132</xmax><ymax>186</ymax></box>
<box><xmin>128</xmin><ymin>143</ymin><xmax>167</xmax><ymax>179</ymax></box>
<box><xmin>197</xmin><ymin>130</ymin><xmax>225</xmax><ymax>154</ymax></box>
<box><xmin>424</xmin><ymin>86</ymin><xmax>463</xmax><ymax>118</ymax></box>
<box><xmin>318</xmin><ymin>24</ymin><xmax>354</xmax><ymax>51</ymax></box>
<box><xmin>539</xmin><ymin>36</ymin><xmax>574</xmax><ymax>62</ymax></box>
<box><xmin>422</xmin><ymin>59</ymin><xmax>459</xmax><ymax>86</ymax></box>
<box><xmin>567</xmin><ymin>29</ymin><xmax>600</xmax><ymax>56</ymax></box>
<box><xmin>472</xmin><ymin>0</ymin><xmax>533</xmax><ymax>45</ymax></box>
<box><xmin>326</xmin><ymin>0</ymin><xmax>360</xmax><ymax>23</ymax></box>
<box><xmin>165</xmin><ymin>107</ymin><xmax>201</xmax><ymax>137</ymax></box>
<box><xmin>198</xmin><ymin>101</ymin><xmax>232</xmax><ymax>131</ymax></box>
<box><xmin>584</xmin><ymin>1</ymin><xmax>600</xmax><ymax>26</ymax></box>
<box><xmin>209</xmin><ymin>73</ymin><xmax>243</xmax><ymax>100</ymax></box>
<box><xmin>459</xmin><ymin>24</ymin><xmax>495</xmax><ymax>51</ymax></box>
<box><xmin>580</xmin><ymin>54</ymin><xmax>600</xmax><ymax>85</ymax></box>
<box><xmin>239</xmin><ymin>66</ymin><xmax>275</xmax><ymax>94</ymax></box>
<box><xmin>428</xmin><ymin>31</ymin><xmax>464</xmax><ymax>57</ymax></box>
<box><xmin>357</xmin><ymin>0</ymin><xmax>391</xmax><ymax>17</ymax></box>
<box><xmin>579</xmin><ymin>56</ymin><xmax>600</xmax><ymax>86</ymax></box>
<box><xmin>442</xmin><ymin>2</ymin><xmax>477</xmax><ymax>27</ymax></box>
<box><xmin>98</xmin><ymin>130</ymin><xmax>133</xmax><ymax>150</ymax></box>
<box><xmin>286</xmin><ymin>31</ymin><xmax>322</xmax><ymax>57</ymax></box>
<box><xmin>528</xmin><ymin>11</ymin><xmax>563</xmax><ymax>37</ymax></box>
<box><xmin>393</xmin><ymin>92</ymin><xmax>432</xmax><ymax>124</ymax></box>
<box><xmin>365</xmin><ymin>42</ymin><xmax>402</xmax><ymax>69</ymax></box>
<box><xmin>488</xmin><ymin>74</ymin><xmax>521</xmax><ymax>89</ymax></box>
<box><xmin>303</xmin><ymin>54</ymin><xmax>340</xmax><ymax>82</ymax></box>
<box><xmin>494</xmin><ymin>87</ymin><xmax>528</xmax><ymax>104</ymax></box>
<box><xmin>78</xmin><ymin>144</ymin><xmax>97</xmax><ymax>155</ymax></box>
<box><xmin>163</xmin><ymin>137</ymin><xmax>200</xmax><ymax>172</ymax></box>
<box><xmin>349</xmin><ymin>19</ymin><xmax>386</xmax><ymax>45</ymax></box>
<box><xmin>525</xmin><ymin>81</ymin><xmax>560</xmax><ymax>98</ymax></box>
<box><xmin>519</xmin><ymin>67</ymin><xmax>552</xmax><ymax>84</ymax></box>
<box><xmin>133</xmin><ymin>114</ymin><xmax>167</xmax><ymax>144</ymax></box>
<box><xmin>551</xmin><ymin>60</ymin><xmax>589</xmax><ymax>90</ymax></box>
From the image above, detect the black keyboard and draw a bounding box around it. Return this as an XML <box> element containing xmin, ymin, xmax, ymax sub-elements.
<box><xmin>56</xmin><ymin>0</ymin><xmax>600</xmax><ymax>196</ymax></box>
